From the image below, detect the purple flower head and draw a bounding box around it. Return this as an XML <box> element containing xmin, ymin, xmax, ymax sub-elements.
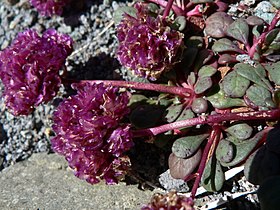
<box><xmin>142</xmin><ymin>190</ymin><xmax>195</xmax><ymax>210</ymax></box>
<box><xmin>117</xmin><ymin>2</ymin><xmax>184</xmax><ymax>81</ymax></box>
<box><xmin>51</xmin><ymin>82</ymin><xmax>134</xmax><ymax>184</ymax></box>
<box><xmin>0</xmin><ymin>29</ymin><xmax>73</xmax><ymax>115</ymax></box>
<box><xmin>30</xmin><ymin>0</ymin><xmax>69</xmax><ymax>17</ymax></box>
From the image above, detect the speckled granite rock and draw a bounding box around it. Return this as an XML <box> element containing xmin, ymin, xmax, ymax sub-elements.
<box><xmin>0</xmin><ymin>153</ymin><xmax>155</xmax><ymax>209</ymax></box>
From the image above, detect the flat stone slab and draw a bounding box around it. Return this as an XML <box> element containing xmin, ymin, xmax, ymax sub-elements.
<box><xmin>0</xmin><ymin>153</ymin><xmax>155</xmax><ymax>209</ymax></box>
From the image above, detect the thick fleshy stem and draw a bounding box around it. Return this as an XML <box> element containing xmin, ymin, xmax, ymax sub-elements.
<box><xmin>147</xmin><ymin>0</ymin><xmax>183</xmax><ymax>16</ymax></box>
<box><xmin>133</xmin><ymin>109</ymin><xmax>280</xmax><ymax>136</ymax></box>
<box><xmin>248</xmin><ymin>9</ymin><xmax>280</xmax><ymax>58</ymax></box>
<box><xmin>190</xmin><ymin>126</ymin><xmax>221</xmax><ymax>199</ymax></box>
<box><xmin>78</xmin><ymin>80</ymin><xmax>193</xmax><ymax>98</ymax></box>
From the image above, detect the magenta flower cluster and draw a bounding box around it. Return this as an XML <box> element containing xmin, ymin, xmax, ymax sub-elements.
<box><xmin>30</xmin><ymin>0</ymin><xmax>69</xmax><ymax>17</ymax></box>
<box><xmin>117</xmin><ymin>2</ymin><xmax>184</xmax><ymax>81</ymax></box>
<box><xmin>0</xmin><ymin>29</ymin><xmax>73</xmax><ymax>115</ymax></box>
<box><xmin>51</xmin><ymin>82</ymin><xmax>134</xmax><ymax>184</ymax></box>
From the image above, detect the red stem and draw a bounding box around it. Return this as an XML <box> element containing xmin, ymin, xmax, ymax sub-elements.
<box><xmin>78</xmin><ymin>80</ymin><xmax>192</xmax><ymax>97</ymax></box>
<box><xmin>147</xmin><ymin>0</ymin><xmax>183</xmax><ymax>16</ymax></box>
<box><xmin>133</xmin><ymin>109</ymin><xmax>280</xmax><ymax>136</ymax></box>
<box><xmin>249</xmin><ymin>9</ymin><xmax>280</xmax><ymax>58</ymax></box>
<box><xmin>163</xmin><ymin>0</ymin><xmax>175</xmax><ymax>19</ymax></box>
<box><xmin>190</xmin><ymin>126</ymin><xmax>221</xmax><ymax>198</ymax></box>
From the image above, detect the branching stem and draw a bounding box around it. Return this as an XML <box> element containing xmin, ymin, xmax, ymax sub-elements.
<box><xmin>190</xmin><ymin>126</ymin><xmax>221</xmax><ymax>198</ymax></box>
<box><xmin>79</xmin><ymin>80</ymin><xmax>192</xmax><ymax>97</ymax></box>
<box><xmin>133</xmin><ymin>109</ymin><xmax>280</xmax><ymax>136</ymax></box>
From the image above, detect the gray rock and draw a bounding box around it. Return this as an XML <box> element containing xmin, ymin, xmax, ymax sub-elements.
<box><xmin>0</xmin><ymin>153</ymin><xmax>155</xmax><ymax>209</ymax></box>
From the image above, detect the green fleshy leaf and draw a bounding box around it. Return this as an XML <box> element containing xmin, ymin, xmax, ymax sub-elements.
<box><xmin>169</xmin><ymin>150</ymin><xmax>202</xmax><ymax>179</ymax></box>
<box><xmin>175</xmin><ymin>108</ymin><xmax>195</xmax><ymax>122</ymax></box>
<box><xmin>235</xmin><ymin>63</ymin><xmax>272</xmax><ymax>90</ymax></box>
<box><xmin>113</xmin><ymin>6</ymin><xmax>137</xmax><ymax>25</ymax></box>
<box><xmin>216</xmin><ymin>139</ymin><xmax>235</xmax><ymax>163</ymax></box>
<box><xmin>264</xmin><ymin>29</ymin><xmax>280</xmax><ymax>47</ymax></box>
<box><xmin>187</xmin><ymin>72</ymin><xmax>196</xmax><ymax>86</ymax></box>
<box><xmin>198</xmin><ymin>65</ymin><xmax>217</xmax><ymax>77</ymax></box>
<box><xmin>218</xmin><ymin>54</ymin><xmax>237</xmax><ymax>65</ymax></box>
<box><xmin>185</xmin><ymin>36</ymin><xmax>204</xmax><ymax>49</ymax></box>
<box><xmin>207</xmin><ymin>85</ymin><xmax>245</xmax><ymax>109</ymax></box>
<box><xmin>221</xmin><ymin>130</ymin><xmax>266</xmax><ymax>167</ymax></box>
<box><xmin>225</xmin><ymin>123</ymin><xmax>253</xmax><ymax>140</ymax></box>
<box><xmin>244</xmin><ymin>146</ymin><xmax>280</xmax><ymax>186</ymax></box>
<box><xmin>246</xmin><ymin>16</ymin><xmax>265</xmax><ymax>26</ymax></box>
<box><xmin>194</xmin><ymin>76</ymin><xmax>213</xmax><ymax>94</ymax></box>
<box><xmin>128</xmin><ymin>94</ymin><xmax>148</xmax><ymax>107</ymax></box>
<box><xmin>164</xmin><ymin>103</ymin><xmax>184</xmax><ymax>123</ymax></box>
<box><xmin>193</xmin><ymin>49</ymin><xmax>214</xmax><ymax>72</ymax></box>
<box><xmin>246</xmin><ymin>85</ymin><xmax>273</xmax><ymax>108</ymax></box>
<box><xmin>269</xmin><ymin>0</ymin><xmax>280</xmax><ymax>8</ymax></box>
<box><xmin>265</xmin><ymin>61</ymin><xmax>280</xmax><ymax>86</ymax></box>
<box><xmin>201</xmin><ymin>156</ymin><xmax>225</xmax><ymax>192</ymax></box>
<box><xmin>205</xmin><ymin>12</ymin><xmax>234</xmax><ymax>38</ymax></box>
<box><xmin>222</xmin><ymin>70</ymin><xmax>250</xmax><ymax>98</ymax></box>
<box><xmin>226</xmin><ymin>18</ymin><xmax>249</xmax><ymax>45</ymax></box>
<box><xmin>172</xmin><ymin>16</ymin><xmax>187</xmax><ymax>31</ymax></box>
<box><xmin>172</xmin><ymin>133</ymin><xmax>209</xmax><ymax>158</ymax></box>
<box><xmin>130</xmin><ymin>105</ymin><xmax>163</xmax><ymax>128</ymax></box>
<box><xmin>212</xmin><ymin>38</ymin><xmax>243</xmax><ymax>53</ymax></box>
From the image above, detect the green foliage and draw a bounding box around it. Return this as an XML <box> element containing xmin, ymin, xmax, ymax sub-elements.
<box><xmin>169</xmin><ymin>150</ymin><xmax>202</xmax><ymax>179</ymax></box>
<box><xmin>246</xmin><ymin>85</ymin><xmax>274</xmax><ymax>109</ymax></box>
<box><xmin>207</xmin><ymin>85</ymin><xmax>245</xmax><ymax>109</ymax></box>
<box><xmin>226</xmin><ymin>18</ymin><xmax>249</xmax><ymax>45</ymax></box>
<box><xmin>201</xmin><ymin>156</ymin><xmax>225</xmax><ymax>192</ymax></box>
<box><xmin>222</xmin><ymin>70</ymin><xmax>250</xmax><ymax>98</ymax></box>
<box><xmin>225</xmin><ymin>123</ymin><xmax>253</xmax><ymax>140</ymax></box>
<box><xmin>172</xmin><ymin>133</ymin><xmax>209</xmax><ymax>158</ymax></box>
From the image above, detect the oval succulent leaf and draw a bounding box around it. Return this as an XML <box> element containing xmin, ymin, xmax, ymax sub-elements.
<box><xmin>207</xmin><ymin>85</ymin><xmax>245</xmax><ymax>109</ymax></box>
<box><xmin>246</xmin><ymin>85</ymin><xmax>274</xmax><ymax>108</ymax></box>
<box><xmin>235</xmin><ymin>63</ymin><xmax>272</xmax><ymax>90</ymax></box>
<box><xmin>244</xmin><ymin>147</ymin><xmax>265</xmax><ymax>185</ymax></box>
<box><xmin>168</xmin><ymin>150</ymin><xmax>202</xmax><ymax>179</ymax></box>
<box><xmin>226</xmin><ymin>18</ymin><xmax>249</xmax><ymax>45</ymax></box>
<box><xmin>198</xmin><ymin>65</ymin><xmax>217</xmax><ymax>77</ymax></box>
<box><xmin>201</xmin><ymin>156</ymin><xmax>225</xmax><ymax>192</ymax></box>
<box><xmin>269</xmin><ymin>0</ymin><xmax>280</xmax><ymax>9</ymax></box>
<box><xmin>191</xmin><ymin>98</ymin><xmax>208</xmax><ymax>114</ymax></box>
<box><xmin>221</xmin><ymin>130</ymin><xmax>267</xmax><ymax>167</ymax></box>
<box><xmin>264</xmin><ymin>29</ymin><xmax>280</xmax><ymax>47</ymax></box>
<box><xmin>194</xmin><ymin>76</ymin><xmax>213</xmax><ymax>94</ymax></box>
<box><xmin>212</xmin><ymin>38</ymin><xmax>243</xmax><ymax>53</ymax></box>
<box><xmin>222</xmin><ymin>70</ymin><xmax>250</xmax><ymax>98</ymax></box>
<box><xmin>265</xmin><ymin>61</ymin><xmax>280</xmax><ymax>86</ymax></box>
<box><xmin>205</xmin><ymin>12</ymin><xmax>234</xmax><ymax>38</ymax></box>
<box><xmin>172</xmin><ymin>133</ymin><xmax>209</xmax><ymax>158</ymax></box>
<box><xmin>215</xmin><ymin>139</ymin><xmax>235</xmax><ymax>163</ymax></box>
<box><xmin>164</xmin><ymin>103</ymin><xmax>184</xmax><ymax>123</ymax></box>
<box><xmin>225</xmin><ymin>123</ymin><xmax>253</xmax><ymax>140</ymax></box>
<box><xmin>113</xmin><ymin>6</ymin><xmax>137</xmax><ymax>25</ymax></box>
<box><xmin>175</xmin><ymin>107</ymin><xmax>195</xmax><ymax>123</ymax></box>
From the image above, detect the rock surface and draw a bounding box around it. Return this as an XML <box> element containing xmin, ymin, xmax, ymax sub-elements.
<box><xmin>0</xmin><ymin>153</ymin><xmax>155</xmax><ymax>209</ymax></box>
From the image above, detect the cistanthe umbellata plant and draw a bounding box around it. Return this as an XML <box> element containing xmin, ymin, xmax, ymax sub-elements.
<box><xmin>0</xmin><ymin>0</ymin><xmax>280</xmax><ymax>208</ymax></box>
